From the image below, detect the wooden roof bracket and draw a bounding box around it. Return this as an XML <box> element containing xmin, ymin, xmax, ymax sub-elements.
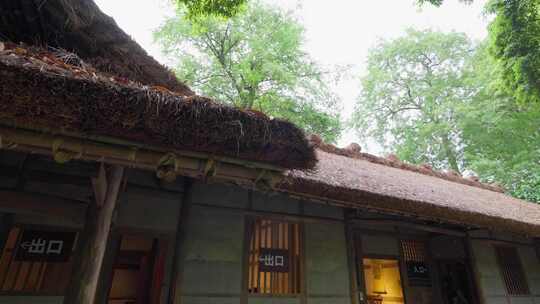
<box><xmin>0</xmin><ymin>125</ymin><xmax>285</xmax><ymax>190</ymax></box>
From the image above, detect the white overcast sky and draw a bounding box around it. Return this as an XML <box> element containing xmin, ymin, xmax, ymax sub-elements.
<box><xmin>94</xmin><ymin>0</ymin><xmax>489</xmax><ymax>153</ymax></box>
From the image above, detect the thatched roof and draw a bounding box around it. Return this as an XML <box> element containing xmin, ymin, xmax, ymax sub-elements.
<box><xmin>0</xmin><ymin>0</ymin><xmax>192</xmax><ymax>95</ymax></box>
<box><xmin>1</xmin><ymin>0</ymin><xmax>538</xmax><ymax>236</ymax></box>
<box><xmin>0</xmin><ymin>43</ymin><xmax>316</xmax><ymax>170</ymax></box>
<box><xmin>279</xmin><ymin>149</ymin><xmax>540</xmax><ymax>236</ymax></box>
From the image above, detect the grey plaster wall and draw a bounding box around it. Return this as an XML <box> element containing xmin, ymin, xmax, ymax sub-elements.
<box><xmin>430</xmin><ymin>235</ymin><xmax>465</xmax><ymax>260</ymax></box>
<box><xmin>471</xmin><ymin>239</ymin><xmax>509</xmax><ymax>303</ymax></box>
<box><xmin>13</xmin><ymin>212</ymin><xmax>85</xmax><ymax>229</ymax></box>
<box><xmin>305</xmin><ymin>221</ymin><xmax>351</xmax><ymax>304</ymax></box>
<box><xmin>303</xmin><ymin>202</ymin><xmax>344</xmax><ymax>220</ymax></box>
<box><xmin>471</xmin><ymin>239</ymin><xmax>540</xmax><ymax>304</ymax></box>
<box><xmin>249</xmin><ymin>297</ymin><xmax>300</xmax><ymax>304</ymax></box>
<box><xmin>179</xmin><ymin>205</ymin><xmax>244</xmax><ymax>304</ymax></box>
<box><xmin>191</xmin><ymin>181</ymin><xmax>249</xmax><ymax>209</ymax></box>
<box><xmin>361</xmin><ymin>234</ymin><xmax>399</xmax><ymax>256</ymax></box>
<box><xmin>116</xmin><ymin>185</ymin><xmax>182</xmax><ymax>232</ymax></box>
<box><xmin>518</xmin><ymin>246</ymin><xmax>540</xmax><ymax>304</ymax></box>
<box><xmin>252</xmin><ymin>191</ymin><xmax>300</xmax><ymax>214</ymax></box>
<box><xmin>184</xmin><ymin>181</ymin><xmax>350</xmax><ymax>304</ymax></box>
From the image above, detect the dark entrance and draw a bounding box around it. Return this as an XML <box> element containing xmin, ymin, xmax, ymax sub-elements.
<box><xmin>438</xmin><ymin>260</ymin><xmax>474</xmax><ymax>304</ymax></box>
<box><xmin>106</xmin><ymin>234</ymin><xmax>168</xmax><ymax>304</ymax></box>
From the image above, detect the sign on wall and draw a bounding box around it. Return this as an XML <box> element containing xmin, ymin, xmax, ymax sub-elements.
<box><xmin>15</xmin><ymin>230</ymin><xmax>76</xmax><ymax>262</ymax></box>
<box><xmin>258</xmin><ymin>248</ymin><xmax>289</xmax><ymax>272</ymax></box>
<box><xmin>406</xmin><ymin>261</ymin><xmax>431</xmax><ymax>286</ymax></box>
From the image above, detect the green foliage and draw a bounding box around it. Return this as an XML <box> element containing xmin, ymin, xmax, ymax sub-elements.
<box><xmin>488</xmin><ymin>0</ymin><xmax>540</xmax><ymax>104</ymax></box>
<box><xmin>421</xmin><ymin>0</ymin><xmax>540</xmax><ymax>104</ymax></box>
<box><xmin>459</xmin><ymin>43</ymin><xmax>540</xmax><ymax>202</ymax></box>
<box><xmin>354</xmin><ymin>29</ymin><xmax>540</xmax><ymax>203</ymax></box>
<box><xmin>175</xmin><ymin>0</ymin><xmax>246</xmax><ymax>19</ymax></box>
<box><xmin>154</xmin><ymin>2</ymin><xmax>343</xmax><ymax>142</ymax></box>
<box><xmin>416</xmin><ymin>0</ymin><xmax>473</xmax><ymax>6</ymax></box>
<box><xmin>352</xmin><ymin>29</ymin><xmax>475</xmax><ymax>173</ymax></box>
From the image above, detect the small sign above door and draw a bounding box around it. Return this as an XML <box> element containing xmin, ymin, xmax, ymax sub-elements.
<box><xmin>15</xmin><ymin>229</ymin><xmax>76</xmax><ymax>262</ymax></box>
<box><xmin>258</xmin><ymin>248</ymin><xmax>289</xmax><ymax>273</ymax></box>
<box><xmin>406</xmin><ymin>261</ymin><xmax>431</xmax><ymax>286</ymax></box>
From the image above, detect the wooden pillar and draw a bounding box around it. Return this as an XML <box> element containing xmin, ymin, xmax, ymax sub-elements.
<box><xmin>0</xmin><ymin>213</ymin><xmax>13</xmax><ymax>252</ymax></box>
<box><xmin>94</xmin><ymin>230</ymin><xmax>122</xmax><ymax>304</ymax></box>
<box><xmin>167</xmin><ymin>178</ymin><xmax>193</xmax><ymax>304</ymax></box>
<box><xmin>344</xmin><ymin>211</ymin><xmax>360</xmax><ymax>304</ymax></box>
<box><xmin>64</xmin><ymin>165</ymin><xmax>125</xmax><ymax>304</ymax></box>
<box><xmin>465</xmin><ymin>234</ymin><xmax>484</xmax><ymax>304</ymax></box>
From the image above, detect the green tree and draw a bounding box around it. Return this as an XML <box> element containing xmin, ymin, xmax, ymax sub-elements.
<box><xmin>460</xmin><ymin>44</ymin><xmax>540</xmax><ymax>202</ymax></box>
<box><xmin>352</xmin><ymin>29</ymin><xmax>475</xmax><ymax>173</ymax></box>
<box><xmin>155</xmin><ymin>2</ymin><xmax>343</xmax><ymax>142</ymax></box>
<box><xmin>487</xmin><ymin>0</ymin><xmax>540</xmax><ymax>104</ymax></box>
<box><xmin>421</xmin><ymin>0</ymin><xmax>540</xmax><ymax>104</ymax></box>
<box><xmin>175</xmin><ymin>0</ymin><xmax>246</xmax><ymax>19</ymax></box>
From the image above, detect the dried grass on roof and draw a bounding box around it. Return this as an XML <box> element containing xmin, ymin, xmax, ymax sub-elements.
<box><xmin>0</xmin><ymin>0</ymin><xmax>192</xmax><ymax>95</ymax></box>
<box><xmin>0</xmin><ymin>43</ymin><xmax>316</xmax><ymax>170</ymax></box>
<box><xmin>279</xmin><ymin>149</ymin><xmax>540</xmax><ymax>236</ymax></box>
<box><xmin>307</xmin><ymin>134</ymin><xmax>503</xmax><ymax>192</ymax></box>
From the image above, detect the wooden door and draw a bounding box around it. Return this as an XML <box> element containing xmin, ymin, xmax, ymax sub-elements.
<box><xmin>437</xmin><ymin>260</ymin><xmax>474</xmax><ymax>304</ymax></box>
<box><xmin>107</xmin><ymin>235</ymin><xmax>168</xmax><ymax>304</ymax></box>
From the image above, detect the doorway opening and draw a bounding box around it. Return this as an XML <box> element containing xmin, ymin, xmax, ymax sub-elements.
<box><xmin>438</xmin><ymin>260</ymin><xmax>474</xmax><ymax>304</ymax></box>
<box><xmin>107</xmin><ymin>234</ymin><xmax>168</xmax><ymax>304</ymax></box>
<box><xmin>362</xmin><ymin>258</ymin><xmax>405</xmax><ymax>304</ymax></box>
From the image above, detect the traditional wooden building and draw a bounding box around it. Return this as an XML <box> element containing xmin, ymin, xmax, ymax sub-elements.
<box><xmin>1</xmin><ymin>1</ymin><xmax>540</xmax><ymax>304</ymax></box>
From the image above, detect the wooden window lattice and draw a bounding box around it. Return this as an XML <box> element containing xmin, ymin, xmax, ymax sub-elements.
<box><xmin>495</xmin><ymin>246</ymin><xmax>530</xmax><ymax>296</ymax></box>
<box><xmin>401</xmin><ymin>239</ymin><xmax>432</xmax><ymax>287</ymax></box>
<box><xmin>0</xmin><ymin>227</ymin><xmax>75</xmax><ymax>295</ymax></box>
<box><xmin>401</xmin><ymin>239</ymin><xmax>426</xmax><ymax>262</ymax></box>
<box><xmin>247</xmin><ymin>218</ymin><xmax>302</xmax><ymax>295</ymax></box>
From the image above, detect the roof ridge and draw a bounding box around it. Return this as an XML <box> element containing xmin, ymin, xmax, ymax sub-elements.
<box><xmin>307</xmin><ymin>134</ymin><xmax>505</xmax><ymax>193</ymax></box>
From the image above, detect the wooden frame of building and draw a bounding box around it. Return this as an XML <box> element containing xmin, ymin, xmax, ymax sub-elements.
<box><xmin>2</xmin><ymin>1</ymin><xmax>540</xmax><ymax>304</ymax></box>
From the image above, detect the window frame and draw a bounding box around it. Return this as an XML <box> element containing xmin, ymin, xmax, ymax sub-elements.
<box><xmin>494</xmin><ymin>245</ymin><xmax>531</xmax><ymax>297</ymax></box>
<box><xmin>400</xmin><ymin>239</ymin><xmax>432</xmax><ymax>287</ymax></box>
<box><xmin>0</xmin><ymin>223</ymin><xmax>80</xmax><ymax>296</ymax></box>
<box><xmin>243</xmin><ymin>216</ymin><xmax>305</xmax><ymax>298</ymax></box>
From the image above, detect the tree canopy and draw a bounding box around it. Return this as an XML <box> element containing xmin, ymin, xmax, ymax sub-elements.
<box><xmin>353</xmin><ymin>29</ymin><xmax>540</xmax><ymax>202</ymax></box>
<box><xmin>420</xmin><ymin>0</ymin><xmax>540</xmax><ymax>104</ymax></box>
<box><xmin>175</xmin><ymin>0</ymin><xmax>246</xmax><ymax>18</ymax></box>
<box><xmin>352</xmin><ymin>29</ymin><xmax>475</xmax><ymax>173</ymax></box>
<box><xmin>155</xmin><ymin>1</ymin><xmax>343</xmax><ymax>142</ymax></box>
<box><xmin>460</xmin><ymin>43</ymin><xmax>540</xmax><ymax>202</ymax></box>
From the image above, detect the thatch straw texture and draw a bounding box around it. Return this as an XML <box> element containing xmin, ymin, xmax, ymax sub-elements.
<box><xmin>0</xmin><ymin>44</ymin><xmax>316</xmax><ymax>170</ymax></box>
<box><xmin>0</xmin><ymin>0</ymin><xmax>192</xmax><ymax>95</ymax></box>
<box><xmin>280</xmin><ymin>150</ymin><xmax>540</xmax><ymax>236</ymax></box>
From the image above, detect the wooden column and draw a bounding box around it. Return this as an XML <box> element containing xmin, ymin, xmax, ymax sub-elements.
<box><xmin>464</xmin><ymin>234</ymin><xmax>484</xmax><ymax>304</ymax></box>
<box><xmin>94</xmin><ymin>230</ymin><xmax>122</xmax><ymax>304</ymax></box>
<box><xmin>345</xmin><ymin>217</ymin><xmax>360</xmax><ymax>304</ymax></box>
<box><xmin>0</xmin><ymin>213</ymin><xmax>13</xmax><ymax>252</ymax></box>
<box><xmin>168</xmin><ymin>178</ymin><xmax>193</xmax><ymax>304</ymax></box>
<box><xmin>64</xmin><ymin>165</ymin><xmax>125</xmax><ymax>304</ymax></box>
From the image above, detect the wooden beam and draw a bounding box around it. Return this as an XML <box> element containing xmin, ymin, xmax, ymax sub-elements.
<box><xmin>25</xmin><ymin>170</ymin><xmax>91</xmax><ymax>187</ymax></box>
<box><xmin>63</xmin><ymin>165</ymin><xmax>124</xmax><ymax>304</ymax></box>
<box><xmin>351</xmin><ymin>219</ymin><xmax>466</xmax><ymax>237</ymax></box>
<box><xmin>0</xmin><ymin>190</ymin><xmax>86</xmax><ymax>220</ymax></box>
<box><xmin>0</xmin><ymin>126</ymin><xmax>284</xmax><ymax>185</ymax></box>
